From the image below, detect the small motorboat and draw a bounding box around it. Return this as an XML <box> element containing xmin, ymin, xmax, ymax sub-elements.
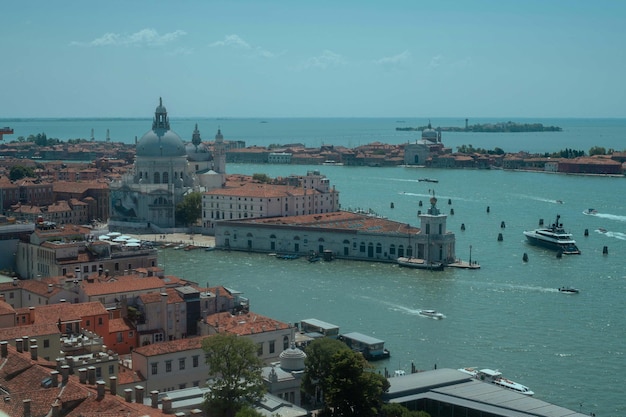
<box><xmin>419</xmin><ymin>309</ymin><xmax>445</xmax><ymax>319</ymax></box>
<box><xmin>558</xmin><ymin>286</ymin><xmax>579</xmax><ymax>294</ymax></box>
<box><xmin>583</xmin><ymin>208</ymin><xmax>598</xmax><ymax>215</ymax></box>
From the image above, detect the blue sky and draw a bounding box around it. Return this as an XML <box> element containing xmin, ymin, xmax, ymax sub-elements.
<box><xmin>2</xmin><ymin>0</ymin><xmax>625</xmax><ymax>118</ymax></box>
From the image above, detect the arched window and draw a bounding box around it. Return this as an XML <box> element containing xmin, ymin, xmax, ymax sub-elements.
<box><xmin>163</xmin><ymin>172</ymin><xmax>169</xmax><ymax>184</ymax></box>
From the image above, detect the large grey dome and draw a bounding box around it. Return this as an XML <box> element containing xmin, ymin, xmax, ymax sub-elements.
<box><xmin>136</xmin><ymin>98</ymin><xmax>187</xmax><ymax>158</ymax></box>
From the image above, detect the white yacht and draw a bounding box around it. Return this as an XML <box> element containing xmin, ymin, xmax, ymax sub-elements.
<box><xmin>523</xmin><ymin>214</ymin><xmax>580</xmax><ymax>255</ymax></box>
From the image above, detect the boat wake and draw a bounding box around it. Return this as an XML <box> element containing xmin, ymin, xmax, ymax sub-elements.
<box><xmin>598</xmin><ymin>230</ymin><xmax>626</xmax><ymax>241</ymax></box>
<box><xmin>591</xmin><ymin>212</ymin><xmax>626</xmax><ymax>223</ymax></box>
<box><xmin>360</xmin><ymin>296</ymin><xmax>424</xmax><ymax>316</ymax></box>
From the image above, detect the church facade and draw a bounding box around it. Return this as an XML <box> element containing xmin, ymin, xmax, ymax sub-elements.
<box><xmin>109</xmin><ymin>99</ymin><xmax>225</xmax><ymax>231</ymax></box>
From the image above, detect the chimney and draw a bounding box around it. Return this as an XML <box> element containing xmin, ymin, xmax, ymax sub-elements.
<box><xmin>61</xmin><ymin>365</ymin><xmax>70</xmax><ymax>384</ymax></box>
<box><xmin>50</xmin><ymin>370</ymin><xmax>59</xmax><ymax>387</ymax></box>
<box><xmin>23</xmin><ymin>399</ymin><xmax>31</xmax><ymax>417</ymax></box>
<box><xmin>150</xmin><ymin>390</ymin><xmax>159</xmax><ymax>408</ymax></box>
<box><xmin>78</xmin><ymin>368</ymin><xmax>87</xmax><ymax>384</ymax></box>
<box><xmin>162</xmin><ymin>397</ymin><xmax>172</xmax><ymax>414</ymax></box>
<box><xmin>30</xmin><ymin>344</ymin><xmax>38</xmax><ymax>361</ymax></box>
<box><xmin>109</xmin><ymin>376</ymin><xmax>117</xmax><ymax>396</ymax></box>
<box><xmin>0</xmin><ymin>341</ymin><xmax>7</xmax><ymax>357</ymax></box>
<box><xmin>124</xmin><ymin>388</ymin><xmax>133</xmax><ymax>403</ymax></box>
<box><xmin>29</xmin><ymin>338</ymin><xmax>37</xmax><ymax>347</ymax></box>
<box><xmin>87</xmin><ymin>366</ymin><xmax>96</xmax><ymax>385</ymax></box>
<box><xmin>16</xmin><ymin>338</ymin><xmax>23</xmax><ymax>353</ymax></box>
<box><xmin>96</xmin><ymin>380</ymin><xmax>105</xmax><ymax>400</ymax></box>
<box><xmin>51</xmin><ymin>400</ymin><xmax>61</xmax><ymax>417</ymax></box>
<box><xmin>48</xmin><ymin>284</ymin><xmax>53</xmax><ymax>293</ymax></box>
<box><xmin>134</xmin><ymin>385</ymin><xmax>144</xmax><ymax>403</ymax></box>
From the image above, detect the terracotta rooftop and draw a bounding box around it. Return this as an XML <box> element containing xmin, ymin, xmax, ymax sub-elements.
<box><xmin>223</xmin><ymin>210</ymin><xmax>420</xmax><ymax>235</ymax></box>
<box><xmin>0</xmin><ymin>322</ymin><xmax>61</xmax><ymax>340</ymax></box>
<box><xmin>30</xmin><ymin>301</ymin><xmax>108</xmax><ymax>325</ymax></box>
<box><xmin>133</xmin><ymin>335</ymin><xmax>206</xmax><ymax>357</ymax></box>
<box><xmin>0</xmin><ymin>343</ymin><xmax>168</xmax><ymax>417</ymax></box>
<box><xmin>82</xmin><ymin>275</ymin><xmax>166</xmax><ymax>297</ymax></box>
<box><xmin>205</xmin><ymin>181</ymin><xmax>320</xmax><ymax>198</ymax></box>
<box><xmin>207</xmin><ymin>311</ymin><xmax>290</xmax><ymax>336</ymax></box>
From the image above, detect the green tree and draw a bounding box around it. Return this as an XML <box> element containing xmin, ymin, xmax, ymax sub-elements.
<box><xmin>252</xmin><ymin>173</ymin><xmax>271</xmax><ymax>183</ymax></box>
<box><xmin>588</xmin><ymin>146</ymin><xmax>606</xmax><ymax>156</ymax></box>
<box><xmin>202</xmin><ymin>333</ymin><xmax>266</xmax><ymax>417</ymax></box>
<box><xmin>381</xmin><ymin>403</ymin><xmax>431</xmax><ymax>417</ymax></box>
<box><xmin>325</xmin><ymin>349</ymin><xmax>390</xmax><ymax>417</ymax></box>
<box><xmin>175</xmin><ymin>191</ymin><xmax>202</xmax><ymax>226</ymax></box>
<box><xmin>302</xmin><ymin>337</ymin><xmax>351</xmax><ymax>407</ymax></box>
<box><xmin>9</xmin><ymin>165</ymin><xmax>36</xmax><ymax>181</ymax></box>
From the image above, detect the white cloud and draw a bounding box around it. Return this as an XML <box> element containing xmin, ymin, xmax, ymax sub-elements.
<box><xmin>429</xmin><ymin>55</ymin><xmax>444</xmax><ymax>68</ymax></box>
<box><xmin>209</xmin><ymin>34</ymin><xmax>279</xmax><ymax>59</ymax></box>
<box><xmin>299</xmin><ymin>50</ymin><xmax>346</xmax><ymax>70</ymax></box>
<box><xmin>70</xmin><ymin>28</ymin><xmax>186</xmax><ymax>47</ymax></box>
<box><xmin>209</xmin><ymin>34</ymin><xmax>251</xmax><ymax>49</ymax></box>
<box><xmin>375</xmin><ymin>50</ymin><xmax>411</xmax><ymax>65</ymax></box>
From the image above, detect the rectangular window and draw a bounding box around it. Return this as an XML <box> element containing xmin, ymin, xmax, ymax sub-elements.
<box><xmin>179</xmin><ymin>358</ymin><xmax>186</xmax><ymax>370</ymax></box>
<box><xmin>109</xmin><ymin>365</ymin><xmax>114</xmax><ymax>374</ymax></box>
<box><xmin>117</xmin><ymin>332</ymin><xmax>123</xmax><ymax>342</ymax></box>
<box><xmin>166</xmin><ymin>360</ymin><xmax>172</xmax><ymax>372</ymax></box>
<box><xmin>151</xmin><ymin>363</ymin><xmax>158</xmax><ymax>375</ymax></box>
<box><xmin>257</xmin><ymin>342</ymin><xmax>263</xmax><ymax>356</ymax></box>
<box><xmin>43</xmin><ymin>339</ymin><xmax>50</xmax><ymax>348</ymax></box>
<box><xmin>269</xmin><ymin>341</ymin><xmax>275</xmax><ymax>354</ymax></box>
<box><xmin>193</xmin><ymin>355</ymin><xmax>199</xmax><ymax>367</ymax></box>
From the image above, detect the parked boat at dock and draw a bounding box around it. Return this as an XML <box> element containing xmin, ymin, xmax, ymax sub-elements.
<box><xmin>459</xmin><ymin>368</ymin><xmax>534</xmax><ymax>396</ymax></box>
<box><xmin>397</xmin><ymin>257</ymin><xmax>444</xmax><ymax>271</ymax></box>
<box><xmin>339</xmin><ymin>332</ymin><xmax>390</xmax><ymax>361</ymax></box>
<box><xmin>523</xmin><ymin>214</ymin><xmax>580</xmax><ymax>255</ymax></box>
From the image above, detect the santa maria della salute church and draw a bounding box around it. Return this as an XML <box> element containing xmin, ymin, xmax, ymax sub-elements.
<box><xmin>109</xmin><ymin>98</ymin><xmax>226</xmax><ymax>231</ymax></box>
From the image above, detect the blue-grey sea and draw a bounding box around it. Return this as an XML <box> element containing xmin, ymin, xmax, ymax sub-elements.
<box><xmin>3</xmin><ymin>118</ymin><xmax>625</xmax><ymax>416</ymax></box>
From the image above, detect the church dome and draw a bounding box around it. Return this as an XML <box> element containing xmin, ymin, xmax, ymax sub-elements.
<box><xmin>136</xmin><ymin>98</ymin><xmax>187</xmax><ymax>158</ymax></box>
<box><xmin>186</xmin><ymin>124</ymin><xmax>211</xmax><ymax>161</ymax></box>
<box><xmin>422</xmin><ymin>121</ymin><xmax>438</xmax><ymax>141</ymax></box>
<box><xmin>279</xmin><ymin>344</ymin><xmax>306</xmax><ymax>371</ymax></box>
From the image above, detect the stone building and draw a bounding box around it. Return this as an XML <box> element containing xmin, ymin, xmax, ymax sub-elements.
<box><xmin>214</xmin><ymin>194</ymin><xmax>456</xmax><ymax>265</ymax></box>
<box><xmin>403</xmin><ymin>122</ymin><xmax>446</xmax><ymax>166</ymax></box>
<box><xmin>109</xmin><ymin>99</ymin><xmax>215</xmax><ymax>231</ymax></box>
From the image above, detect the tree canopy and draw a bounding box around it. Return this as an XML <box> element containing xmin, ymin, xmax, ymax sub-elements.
<box><xmin>202</xmin><ymin>333</ymin><xmax>266</xmax><ymax>417</ymax></box>
<box><xmin>175</xmin><ymin>191</ymin><xmax>202</xmax><ymax>226</ymax></box>
<box><xmin>303</xmin><ymin>337</ymin><xmax>390</xmax><ymax>417</ymax></box>
<box><xmin>9</xmin><ymin>165</ymin><xmax>36</xmax><ymax>181</ymax></box>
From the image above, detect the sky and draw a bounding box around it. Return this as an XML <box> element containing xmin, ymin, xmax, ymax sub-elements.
<box><xmin>2</xmin><ymin>0</ymin><xmax>626</xmax><ymax>118</ymax></box>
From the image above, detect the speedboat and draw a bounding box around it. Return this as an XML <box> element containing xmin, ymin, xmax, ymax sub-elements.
<box><xmin>558</xmin><ymin>286</ymin><xmax>579</xmax><ymax>294</ymax></box>
<box><xmin>419</xmin><ymin>309</ymin><xmax>445</xmax><ymax>319</ymax></box>
<box><xmin>523</xmin><ymin>214</ymin><xmax>580</xmax><ymax>255</ymax></box>
<box><xmin>418</xmin><ymin>178</ymin><xmax>438</xmax><ymax>183</ymax></box>
<box><xmin>583</xmin><ymin>208</ymin><xmax>598</xmax><ymax>215</ymax></box>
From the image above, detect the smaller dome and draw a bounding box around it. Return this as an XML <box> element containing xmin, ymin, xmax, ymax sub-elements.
<box><xmin>186</xmin><ymin>142</ymin><xmax>212</xmax><ymax>162</ymax></box>
<box><xmin>279</xmin><ymin>345</ymin><xmax>306</xmax><ymax>372</ymax></box>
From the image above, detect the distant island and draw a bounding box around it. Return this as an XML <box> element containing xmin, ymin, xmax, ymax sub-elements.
<box><xmin>396</xmin><ymin>121</ymin><xmax>562</xmax><ymax>133</ymax></box>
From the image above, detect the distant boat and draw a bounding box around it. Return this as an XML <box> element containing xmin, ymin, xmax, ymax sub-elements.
<box><xmin>418</xmin><ymin>309</ymin><xmax>445</xmax><ymax>319</ymax></box>
<box><xmin>558</xmin><ymin>286</ymin><xmax>579</xmax><ymax>294</ymax></box>
<box><xmin>583</xmin><ymin>208</ymin><xmax>598</xmax><ymax>215</ymax></box>
<box><xmin>418</xmin><ymin>178</ymin><xmax>438</xmax><ymax>183</ymax></box>
<box><xmin>322</xmin><ymin>160</ymin><xmax>344</xmax><ymax>166</ymax></box>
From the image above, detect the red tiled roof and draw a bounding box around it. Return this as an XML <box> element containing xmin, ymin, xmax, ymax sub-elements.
<box><xmin>207</xmin><ymin>311</ymin><xmax>290</xmax><ymax>336</ymax></box>
<box><xmin>133</xmin><ymin>335</ymin><xmax>207</xmax><ymax>357</ymax></box>
<box><xmin>82</xmin><ymin>276</ymin><xmax>165</xmax><ymax>297</ymax></box>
